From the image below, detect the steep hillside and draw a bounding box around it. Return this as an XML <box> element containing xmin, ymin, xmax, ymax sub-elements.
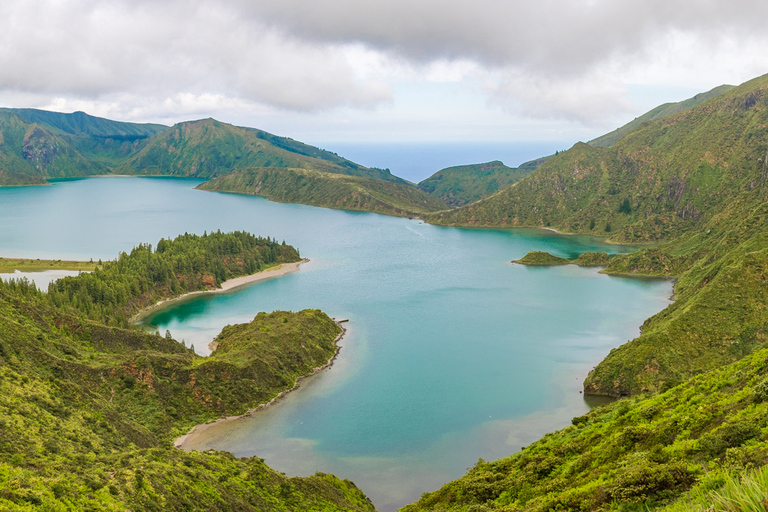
<box><xmin>428</xmin><ymin>75</ymin><xmax>768</xmax><ymax>243</ymax></box>
<box><xmin>197</xmin><ymin>167</ymin><xmax>448</xmax><ymax>216</ymax></box>
<box><xmin>2</xmin><ymin>108</ymin><xmax>169</xmax><ymax>170</ymax></box>
<box><xmin>118</xmin><ymin>118</ymin><xmax>408</xmax><ymax>183</ymax></box>
<box><xmin>417</xmin><ymin>158</ymin><xmax>548</xmax><ymax>207</ymax></box>
<box><xmin>590</xmin><ymin>84</ymin><xmax>734</xmax><ymax>147</ymax></box>
<box><xmin>426</xmin><ymin>73</ymin><xmax>768</xmax><ymax>396</ymax></box>
<box><xmin>0</xmin><ymin>237</ymin><xmax>374</xmax><ymax>510</ymax></box>
<box><xmin>0</xmin><ymin>111</ymin><xmax>109</xmax><ymax>180</ymax></box>
<box><xmin>404</xmin><ymin>345</ymin><xmax>768</xmax><ymax>512</ymax></box>
<box><xmin>5</xmin><ymin>108</ymin><xmax>168</xmax><ymax>139</ymax></box>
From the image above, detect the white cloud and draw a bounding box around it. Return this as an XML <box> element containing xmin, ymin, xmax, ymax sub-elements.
<box><xmin>2</xmin><ymin>0</ymin><xmax>768</xmax><ymax>136</ymax></box>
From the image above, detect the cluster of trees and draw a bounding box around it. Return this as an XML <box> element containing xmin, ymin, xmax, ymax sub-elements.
<box><xmin>47</xmin><ymin>231</ymin><xmax>300</xmax><ymax>326</ymax></box>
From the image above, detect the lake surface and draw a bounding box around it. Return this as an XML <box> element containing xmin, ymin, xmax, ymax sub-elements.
<box><xmin>0</xmin><ymin>177</ymin><xmax>673</xmax><ymax>511</ymax></box>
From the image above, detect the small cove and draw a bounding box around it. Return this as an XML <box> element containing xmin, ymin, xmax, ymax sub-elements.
<box><xmin>0</xmin><ymin>177</ymin><xmax>674</xmax><ymax>511</ymax></box>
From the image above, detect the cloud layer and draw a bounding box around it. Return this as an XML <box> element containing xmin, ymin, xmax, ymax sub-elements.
<box><xmin>2</xmin><ymin>0</ymin><xmax>768</xmax><ymax>128</ymax></box>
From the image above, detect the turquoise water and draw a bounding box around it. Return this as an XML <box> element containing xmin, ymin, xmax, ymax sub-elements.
<box><xmin>0</xmin><ymin>177</ymin><xmax>673</xmax><ymax>510</ymax></box>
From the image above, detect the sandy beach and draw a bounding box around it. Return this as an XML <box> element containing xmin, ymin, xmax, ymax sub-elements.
<box><xmin>174</xmin><ymin>320</ymin><xmax>347</xmax><ymax>450</ymax></box>
<box><xmin>131</xmin><ymin>258</ymin><xmax>308</xmax><ymax>322</ymax></box>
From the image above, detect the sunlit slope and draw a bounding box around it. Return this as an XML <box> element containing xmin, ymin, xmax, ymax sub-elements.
<box><xmin>589</xmin><ymin>84</ymin><xmax>734</xmax><ymax>147</ymax></box>
<box><xmin>198</xmin><ymin>166</ymin><xmax>449</xmax><ymax>216</ymax></box>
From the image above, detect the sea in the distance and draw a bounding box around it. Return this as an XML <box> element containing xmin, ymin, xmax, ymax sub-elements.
<box><xmin>0</xmin><ymin>177</ymin><xmax>673</xmax><ymax>511</ymax></box>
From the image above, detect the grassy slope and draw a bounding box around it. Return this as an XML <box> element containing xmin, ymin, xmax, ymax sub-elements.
<box><xmin>404</xmin><ymin>346</ymin><xmax>768</xmax><ymax>512</ymax></box>
<box><xmin>589</xmin><ymin>84</ymin><xmax>735</xmax><ymax>147</ymax></box>
<box><xmin>424</xmin><ymin>74</ymin><xmax>768</xmax><ymax>396</ymax></box>
<box><xmin>0</xmin><ymin>274</ymin><xmax>372</xmax><ymax>510</ymax></box>
<box><xmin>0</xmin><ymin>258</ymin><xmax>100</xmax><ymax>273</ymax></box>
<box><xmin>417</xmin><ymin>160</ymin><xmax>544</xmax><ymax>207</ymax></box>
<box><xmin>118</xmin><ymin>118</ymin><xmax>408</xmax><ymax>184</ymax></box>
<box><xmin>0</xmin><ymin>108</ymin><xmax>168</xmax><ymax>172</ymax></box>
<box><xmin>5</xmin><ymin>108</ymin><xmax>168</xmax><ymax>138</ymax></box>
<box><xmin>403</xmin><ymin>73</ymin><xmax>768</xmax><ymax>512</ymax></box>
<box><xmin>197</xmin><ymin>167</ymin><xmax>449</xmax><ymax>217</ymax></box>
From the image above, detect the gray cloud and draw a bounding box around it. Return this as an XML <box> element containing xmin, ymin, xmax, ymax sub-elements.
<box><xmin>1</xmin><ymin>0</ymin><xmax>767</xmax><ymax>123</ymax></box>
<box><xmin>0</xmin><ymin>0</ymin><xmax>390</xmax><ymax>112</ymax></box>
<box><xmin>253</xmin><ymin>0</ymin><xmax>768</xmax><ymax>74</ymax></box>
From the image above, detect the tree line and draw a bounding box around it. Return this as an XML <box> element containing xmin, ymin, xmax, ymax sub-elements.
<box><xmin>46</xmin><ymin>230</ymin><xmax>300</xmax><ymax>327</ymax></box>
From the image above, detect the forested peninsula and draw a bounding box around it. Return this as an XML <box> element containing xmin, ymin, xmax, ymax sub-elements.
<box><xmin>0</xmin><ymin>232</ymin><xmax>373</xmax><ymax>511</ymax></box>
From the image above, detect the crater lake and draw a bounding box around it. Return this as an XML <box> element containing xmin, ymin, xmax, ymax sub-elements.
<box><xmin>0</xmin><ymin>177</ymin><xmax>673</xmax><ymax>510</ymax></box>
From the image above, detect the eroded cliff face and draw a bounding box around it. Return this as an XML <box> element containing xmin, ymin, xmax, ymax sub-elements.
<box><xmin>23</xmin><ymin>125</ymin><xmax>60</xmax><ymax>173</ymax></box>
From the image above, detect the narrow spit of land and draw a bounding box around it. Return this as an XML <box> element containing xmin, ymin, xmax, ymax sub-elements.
<box><xmin>131</xmin><ymin>258</ymin><xmax>308</xmax><ymax>322</ymax></box>
<box><xmin>0</xmin><ymin>257</ymin><xmax>100</xmax><ymax>273</ymax></box>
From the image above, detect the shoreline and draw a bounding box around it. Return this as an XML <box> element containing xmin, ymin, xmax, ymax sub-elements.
<box><xmin>174</xmin><ymin>319</ymin><xmax>348</xmax><ymax>450</ymax></box>
<box><xmin>131</xmin><ymin>258</ymin><xmax>308</xmax><ymax>323</ymax></box>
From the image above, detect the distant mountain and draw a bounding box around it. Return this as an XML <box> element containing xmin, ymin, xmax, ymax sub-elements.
<box><xmin>417</xmin><ymin>157</ymin><xmax>550</xmax><ymax>207</ymax></box>
<box><xmin>117</xmin><ymin>118</ymin><xmax>408</xmax><ymax>183</ymax></box>
<box><xmin>4</xmin><ymin>108</ymin><xmax>168</xmax><ymax>139</ymax></box>
<box><xmin>0</xmin><ymin>109</ymin><xmax>438</xmax><ymax>215</ymax></box>
<box><xmin>0</xmin><ymin>110</ymin><xmax>110</xmax><ymax>180</ymax></box>
<box><xmin>589</xmin><ymin>84</ymin><xmax>734</xmax><ymax>147</ymax></box>
<box><xmin>198</xmin><ymin>167</ymin><xmax>448</xmax><ymax>217</ymax></box>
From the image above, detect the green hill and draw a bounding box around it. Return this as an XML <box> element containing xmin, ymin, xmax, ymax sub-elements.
<box><xmin>117</xmin><ymin>118</ymin><xmax>408</xmax><ymax>183</ymax></box>
<box><xmin>426</xmin><ymin>73</ymin><xmax>768</xmax><ymax>397</ymax></box>
<box><xmin>417</xmin><ymin>158</ymin><xmax>549</xmax><ymax>207</ymax></box>
<box><xmin>197</xmin><ymin>167</ymin><xmax>448</xmax><ymax>217</ymax></box>
<box><xmin>0</xmin><ymin>110</ymin><xmax>111</xmax><ymax>179</ymax></box>
<box><xmin>404</xmin><ymin>72</ymin><xmax>768</xmax><ymax>511</ymax></box>
<box><xmin>589</xmin><ymin>84</ymin><xmax>735</xmax><ymax>147</ymax></box>
<box><xmin>404</xmin><ymin>345</ymin><xmax>768</xmax><ymax>512</ymax></box>
<box><xmin>0</xmin><ymin>235</ymin><xmax>374</xmax><ymax>511</ymax></box>
<box><xmin>2</xmin><ymin>108</ymin><xmax>169</xmax><ymax>169</ymax></box>
<box><xmin>0</xmin><ymin>109</ymin><xmax>447</xmax><ymax>218</ymax></box>
<box><xmin>4</xmin><ymin>108</ymin><xmax>168</xmax><ymax>139</ymax></box>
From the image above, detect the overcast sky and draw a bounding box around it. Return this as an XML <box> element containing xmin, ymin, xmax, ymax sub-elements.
<box><xmin>2</xmin><ymin>0</ymin><xmax>768</xmax><ymax>147</ymax></box>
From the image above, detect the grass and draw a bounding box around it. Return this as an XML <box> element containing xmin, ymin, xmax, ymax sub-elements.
<box><xmin>0</xmin><ymin>257</ymin><xmax>101</xmax><ymax>273</ymax></box>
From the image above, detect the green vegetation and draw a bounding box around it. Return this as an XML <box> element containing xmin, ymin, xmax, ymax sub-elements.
<box><xmin>513</xmin><ymin>251</ymin><xmax>570</xmax><ymax>266</ymax></box>
<box><xmin>0</xmin><ymin>257</ymin><xmax>101</xmax><ymax>273</ymax></box>
<box><xmin>404</xmin><ymin>73</ymin><xmax>768</xmax><ymax>512</ymax></box>
<box><xmin>198</xmin><ymin>167</ymin><xmax>448</xmax><ymax>217</ymax></box>
<box><xmin>417</xmin><ymin>159</ymin><xmax>549</xmax><ymax>207</ymax></box>
<box><xmin>513</xmin><ymin>250</ymin><xmax>612</xmax><ymax>267</ymax></box>
<box><xmin>116</xmin><ymin>118</ymin><xmax>406</xmax><ymax>183</ymax></box>
<box><xmin>0</xmin><ymin>277</ymin><xmax>371</xmax><ymax>511</ymax></box>
<box><xmin>0</xmin><ymin>109</ymin><xmax>443</xmax><ymax>218</ymax></box>
<box><xmin>404</xmin><ymin>346</ymin><xmax>768</xmax><ymax>512</ymax></box>
<box><xmin>47</xmin><ymin>231</ymin><xmax>300</xmax><ymax>327</ymax></box>
<box><xmin>0</xmin><ymin>111</ymin><xmax>111</xmax><ymax>181</ymax></box>
<box><xmin>425</xmin><ymin>74</ymin><xmax>768</xmax><ymax>398</ymax></box>
<box><xmin>589</xmin><ymin>84</ymin><xmax>734</xmax><ymax>147</ymax></box>
<box><xmin>0</xmin><ymin>231</ymin><xmax>373</xmax><ymax>511</ymax></box>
